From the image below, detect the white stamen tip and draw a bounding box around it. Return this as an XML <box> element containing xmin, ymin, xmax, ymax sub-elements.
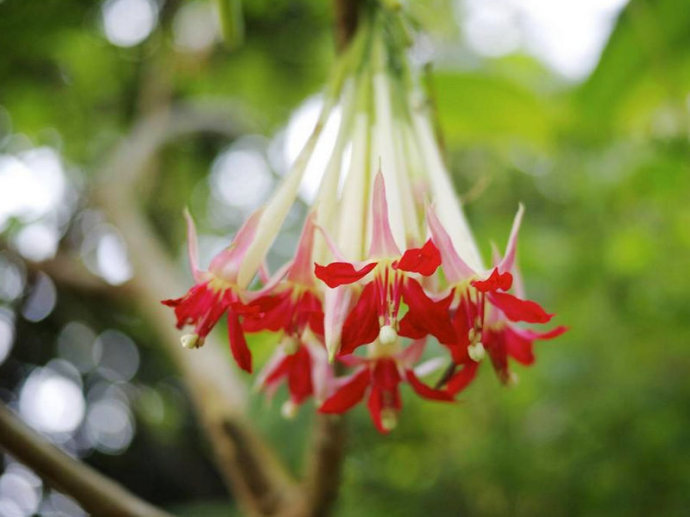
<box><xmin>468</xmin><ymin>342</ymin><xmax>485</xmax><ymax>362</ymax></box>
<box><xmin>378</xmin><ymin>325</ymin><xmax>398</xmax><ymax>345</ymax></box>
<box><xmin>381</xmin><ymin>408</ymin><xmax>398</xmax><ymax>431</ymax></box>
<box><xmin>281</xmin><ymin>400</ymin><xmax>298</xmax><ymax>420</ymax></box>
<box><xmin>181</xmin><ymin>334</ymin><xmax>201</xmax><ymax>349</ymax></box>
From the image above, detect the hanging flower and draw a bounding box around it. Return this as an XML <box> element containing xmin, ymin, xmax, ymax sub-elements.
<box><xmin>424</xmin><ymin>205</ymin><xmax>567</xmax><ymax>392</ymax></box>
<box><xmin>162</xmin><ymin>209</ymin><xmax>262</xmax><ymax>372</ymax></box>
<box><xmin>319</xmin><ymin>339</ymin><xmax>453</xmax><ymax>433</ymax></box>
<box><xmin>239</xmin><ymin>213</ymin><xmax>331</xmax><ymax>413</ymax></box>
<box><xmin>315</xmin><ymin>172</ymin><xmax>454</xmax><ymax>357</ymax></box>
<box><xmin>163</xmin><ymin>4</ymin><xmax>566</xmax><ymax>433</ymax></box>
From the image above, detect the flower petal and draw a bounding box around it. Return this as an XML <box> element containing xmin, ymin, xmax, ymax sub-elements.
<box><xmin>255</xmin><ymin>348</ymin><xmax>288</xmax><ymax>391</ymax></box>
<box><xmin>307</xmin><ymin>341</ymin><xmax>333</xmax><ymax>403</ymax></box>
<box><xmin>367</xmin><ymin>387</ymin><xmax>387</xmax><ymax>434</ymax></box>
<box><xmin>340</xmin><ymin>283</ymin><xmax>379</xmax><ymax>355</ymax></box>
<box><xmin>471</xmin><ymin>267</ymin><xmax>513</xmax><ymax>293</ymax></box>
<box><xmin>446</xmin><ymin>361</ymin><xmax>479</xmax><ymax>395</ymax></box>
<box><xmin>512</xmin><ymin>325</ymin><xmax>568</xmax><ymax>341</ymax></box>
<box><xmin>287</xmin><ymin>212</ymin><xmax>318</xmax><ymax>285</ymax></box>
<box><xmin>314</xmin><ymin>261</ymin><xmax>377</xmax><ymax>288</ymax></box>
<box><xmin>319</xmin><ymin>368</ymin><xmax>371</xmax><ymax>413</ymax></box>
<box><xmin>209</xmin><ymin>208</ymin><xmax>263</xmax><ymax>283</ymax></box>
<box><xmin>405</xmin><ymin>369</ymin><xmax>455</xmax><ymax>401</ymax></box>
<box><xmin>368</xmin><ymin>171</ymin><xmax>401</xmax><ymax>258</ymax></box>
<box><xmin>426</xmin><ymin>205</ymin><xmax>477</xmax><ymax>284</ymax></box>
<box><xmin>241</xmin><ymin>290</ymin><xmax>293</xmax><ymax>332</ymax></box>
<box><xmin>401</xmin><ymin>279</ymin><xmax>456</xmax><ymax>344</ymax></box>
<box><xmin>288</xmin><ymin>345</ymin><xmax>313</xmax><ymax>403</ymax></box>
<box><xmin>498</xmin><ymin>204</ymin><xmax>524</xmax><ymax>274</ymax></box>
<box><xmin>395</xmin><ymin>239</ymin><xmax>441</xmax><ymax>276</ymax></box>
<box><xmin>323</xmin><ymin>286</ymin><xmax>354</xmax><ymax>361</ymax></box>
<box><xmin>183</xmin><ymin>208</ymin><xmax>202</xmax><ymax>282</ymax></box>
<box><xmin>488</xmin><ymin>291</ymin><xmax>554</xmax><ymax>324</ymax></box>
<box><xmin>372</xmin><ymin>358</ymin><xmax>402</xmax><ymax>391</ymax></box>
<box><xmin>503</xmin><ymin>327</ymin><xmax>535</xmax><ymax>365</ymax></box>
<box><xmin>263</xmin><ymin>354</ymin><xmax>293</xmax><ymax>386</ymax></box>
<box><xmin>228</xmin><ymin>311</ymin><xmax>252</xmax><ymax>373</ymax></box>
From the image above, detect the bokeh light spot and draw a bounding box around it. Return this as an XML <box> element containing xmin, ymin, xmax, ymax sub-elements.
<box><xmin>101</xmin><ymin>0</ymin><xmax>158</xmax><ymax>48</ymax></box>
<box><xmin>21</xmin><ymin>272</ymin><xmax>57</xmax><ymax>323</ymax></box>
<box><xmin>19</xmin><ymin>367</ymin><xmax>85</xmax><ymax>435</ymax></box>
<box><xmin>210</xmin><ymin>145</ymin><xmax>273</xmax><ymax>213</ymax></box>
<box><xmin>93</xmin><ymin>329</ymin><xmax>140</xmax><ymax>382</ymax></box>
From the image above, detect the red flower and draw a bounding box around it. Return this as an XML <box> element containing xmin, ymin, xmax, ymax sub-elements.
<box><xmin>426</xmin><ymin>205</ymin><xmax>566</xmax><ymax>392</ymax></box>
<box><xmin>240</xmin><ymin>213</ymin><xmax>329</xmax><ymax>410</ymax></box>
<box><xmin>162</xmin><ymin>209</ymin><xmax>261</xmax><ymax>373</ymax></box>
<box><xmin>255</xmin><ymin>338</ymin><xmax>332</xmax><ymax>416</ymax></box>
<box><xmin>241</xmin><ymin>213</ymin><xmax>324</xmax><ymax>339</ymax></box>
<box><xmin>319</xmin><ymin>340</ymin><xmax>453</xmax><ymax>433</ymax></box>
<box><xmin>315</xmin><ymin>173</ymin><xmax>454</xmax><ymax>357</ymax></box>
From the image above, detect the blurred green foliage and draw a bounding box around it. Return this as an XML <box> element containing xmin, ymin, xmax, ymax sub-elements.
<box><xmin>1</xmin><ymin>0</ymin><xmax>688</xmax><ymax>516</ymax></box>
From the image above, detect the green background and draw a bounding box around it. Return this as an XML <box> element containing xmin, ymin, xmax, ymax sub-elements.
<box><xmin>0</xmin><ymin>0</ymin><xmax>688</xmax><ymax>515</ymax></box>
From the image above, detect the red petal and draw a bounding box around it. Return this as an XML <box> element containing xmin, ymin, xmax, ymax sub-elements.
<box><xmin>372</xmin><ymin>359</ymin><xmax>401</xmax><ymax>391</ymax></box>
<box><xmin>264</xmin><ymin>355</ymin><xmax>293</xmax><ymax>385</ymax></box>
<box><xmin>196</xmin><ymin>290</ymin><xmax>232</xmax><ymax>338</ymax></box>
<box><xmin>398</xmin><ymin>312</ymin><xmax>427</xmax><ymax>340</ymax></box>
<box><xmin>514</xmin><ymin>325</ymin><xmax>568</xmax><ymax>341</ymax></box>
<box><xmin>488</xmin><ymin>291</ymin><xmax>554</xmax><ymax>323</ymax></box>
<box><xmin>483</xmin><ymin>328</ymin><xmax>510</xmax><ymax>383</ymax></box>
<box><xmin>471</xmin><ymin>267</ymin><xmax>513</xmax><ymax>292</ymax></box>
<box><xmin>446</xmin><ymin>362</ymin><xmax>479</xmax><ymax>394</ymax></box>
<box><xmin>395</xmin><ymin>239</ymin><xmax>441</xmax><ymax>276</ymax></box>
<box><xmin>295</xmin><ymin>290</ymin><xmax>324</xmax><ymax>337</ymax></box>
<box><xmin>228</xmin><ymin>311</ymin><xmax>252</xmax><ymax>373</ymax></box>
<box><xmin>162</xmin><ymin>282</ymin><xmax>216</xmax><ymax>329</ymax></box>
<box><xmin>340</xmin><ymin>283</ymin><xmax>379</xmax><ymax>355</ymax></box>
<box><xmin>242</xmin><ymin>291</ymin><xmax>293</xmax><ymax>332</ymax></box>
<box><xmin>319</xmin><ymin>368</ymin><xmax>371</xmax><ymax>413</ymax></box>
<box><xmin>504</xmin><ymin>325</ymin><xmax>567</xmax><ymax>365</ymax></box>
<box><xmin>503</xmin><ymin>327</ymin><xmax>535</xmax><ymax>365</ymax></box>
<box><xmin>406</xmin><ymin>370</ymin><xmax>454</xmax><ymax>401</ymax></box>
<box><xmin>367</xmin><ymin>387</ymin><xmax>387</xmax><ymax>434</ymax></box>
<box><xmin>288</xmin><ymin>346</ymin><xmax>313</xmax><ymax>403</ymax></box>
<box><xmin>401</xmin><ymin>279</ymin><xmax>456</xmax><ymax>344</ymax></box>
<box><xmin>314</xmin><ymin>261</ymin><xmax>377</xmax><ymax>288</ymax></box>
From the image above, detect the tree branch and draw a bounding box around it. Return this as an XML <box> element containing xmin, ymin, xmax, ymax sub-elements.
<box><xmin>300</xmin><ymin>415</ymin><xmax>347</xmax><ymax>517</ymax></box>
<box><xmin>0</xmin><ymin>402</ymin><xmax>172</xmax><ymax>517</ymax></box>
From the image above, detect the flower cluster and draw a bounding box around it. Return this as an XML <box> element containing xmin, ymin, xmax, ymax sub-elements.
<box><xmin>163</xmin><ymin>9</ymin><xmax>566</xmax><ymax>433</ymax></box>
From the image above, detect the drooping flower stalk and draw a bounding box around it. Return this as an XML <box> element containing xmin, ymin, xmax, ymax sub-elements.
<box><xmin>163</xmin><ymin>4</ymin><xmax>566</xmax><ymax>432</ymax></box>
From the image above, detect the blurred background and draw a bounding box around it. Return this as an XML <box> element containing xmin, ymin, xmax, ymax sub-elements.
<box><xmin>0</xmin><ymin>0</ymin><xmax>688</xmax><ymax>515</ymax></box>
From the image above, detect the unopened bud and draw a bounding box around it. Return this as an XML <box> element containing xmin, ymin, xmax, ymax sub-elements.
<box><xmin>468</xmin><ymin>342</ymin><xmax>485</xmax><ymax>362</ymax></box>
<box><xmin>281</xmin><ymin>400</ymin><xmax>298</xmax><ymax>419</ymax></box>
<box><xmin>380</xmin><ymin>408</ymin><xmax>398</xmax><ymax>431</ymax></box>
<box><xmin>378</xmin><ymin>325</ymin><xmax>398</xmax><ymax>345</ymax></box>
<box><xmin>181</xmin><ymin>334</ymin><xmax>202</xmax><ymax>349</ymax></box>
